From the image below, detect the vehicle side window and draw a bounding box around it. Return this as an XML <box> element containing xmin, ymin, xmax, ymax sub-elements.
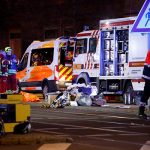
<box><xmin>60</xmin><ymin>44</ymin><xmax>74</xmax><ymax>66</ymax></box>
<box><xmin>17</xmin><ymin>53</ymin><xmax>29</xmax><ymax>71</ymax></box>
<box><xmin>60</xmin><ymin>47</ymin><xmax>66</xmax><ymax>66</ymax></box>
<box><xmin>89</xmin><ymin>38</ymin><xmax>97</xmax><ymax>53</ymax></box>
<box><xmin>30</xmin><ymin>48</ymin><xmax>54</xmax><ymax>66</ymax></box>
<box><xmin>75</xmin><ymin>39</ymin><xmax>87</xmax><ymax>56</ymax></box>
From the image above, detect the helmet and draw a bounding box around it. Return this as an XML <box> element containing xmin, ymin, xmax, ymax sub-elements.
<box><xmin>5</xmin><ymin>47</ymin><xmax>12</xmax><ymax>53</ymax></box>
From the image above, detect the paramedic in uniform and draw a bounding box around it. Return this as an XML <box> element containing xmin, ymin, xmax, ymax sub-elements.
<box><xmin>0</xmin><ymin>50</ymin><xmax>9</xmax><ymax>93</ymax></box>
<box><xmin>138</xmin><ymin>50</ymin><xmax>150</xmax><ymax>119</ymax></box>
<box><xmin>5</xmin><ymin>47</ymin><xmax>18</xmax><ymax>93</ymax></box>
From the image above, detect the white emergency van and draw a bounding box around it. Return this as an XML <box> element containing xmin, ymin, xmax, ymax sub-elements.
<box><xmin>17</xmin><ymin>37</ymin><xmax>75</xmax><ymax>97</ymax></box>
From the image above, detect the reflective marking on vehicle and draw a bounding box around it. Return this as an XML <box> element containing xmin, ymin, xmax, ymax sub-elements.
<box><xmin>27</xmin><ymin>66</ymin><xmax>53</xmax><ymax>81</ymax></box>
<box><xmin>129</xmin><ymin>61</ymin><xmax>145</xmax><ymax>67</ymax></box>
<box><xmin>58</xmin><ymin>64</ymin><xmax>72</xmax><ymax>81</ymax></box>
<box><xmin>16</xmin><ymin>68</ymin><xmax>27</xmax><ymax>80</ymax></box>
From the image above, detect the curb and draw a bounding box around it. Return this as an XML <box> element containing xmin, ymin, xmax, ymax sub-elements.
<box><xmin>0</xmin><ymin>132</ymin><xmax>73</xmax><ymax>145</ymax></box>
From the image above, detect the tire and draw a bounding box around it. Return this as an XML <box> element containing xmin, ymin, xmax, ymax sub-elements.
<box><xmin>42</xmin><ymin>82</ymin><xmax>50</xmax><ymax>98</ymax></box>
<box><xmin>77</xmin><ymin>78</ymin><xmax>86</xmax><ymax>85</ymax></box>
<box><xmin>123</xmin><ymin>83</ymin><xmax>134</xmax><ymax>105</ymax></box>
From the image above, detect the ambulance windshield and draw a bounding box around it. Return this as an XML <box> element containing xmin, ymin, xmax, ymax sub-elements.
<box><xmin>30</xmin><ymin>48</ymin><xmax>54</xmax><ymax>66</ymax></box>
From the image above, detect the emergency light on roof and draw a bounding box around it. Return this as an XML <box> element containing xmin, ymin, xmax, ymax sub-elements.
<box><xmin>106</xmin><ymin>21</ymin><xmax>109</xmax><ymax>25</ymax></box>
<box><xmin>70</xmin><ymin>37</ymin><xmax>76</xmax><ymax>41</ymax></box>
<box><xmin>83</xmin><ymin>25</ymin><xmax>89</xmax><ymax>31</ymax></box>
<box><xmin>59</xmin><ymin>36</ymin><xmax>70</xmax><ymax>39</ymax></box>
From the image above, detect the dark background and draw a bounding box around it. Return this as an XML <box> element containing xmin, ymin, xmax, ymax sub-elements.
<box><xmin>0</xmin><ymin>0</ymin><xmax>145</xmax><ymax>59</ymax></box>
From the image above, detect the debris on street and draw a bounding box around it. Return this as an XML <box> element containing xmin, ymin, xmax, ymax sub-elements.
<box><xmin>43</xmin><ymin>84</ymin><xmax>107</xmax><ymax>108</ymax></box>
<box><xmin>21</xmin><ymin>92</ymin><xmax>40</xmax><ymax>102</ymax></box>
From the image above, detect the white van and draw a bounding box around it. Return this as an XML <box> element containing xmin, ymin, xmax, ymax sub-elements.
<box><xmin>16</xmin><ymin>37</ymin><xmax>75</xmax><ymax>97</ymax></box>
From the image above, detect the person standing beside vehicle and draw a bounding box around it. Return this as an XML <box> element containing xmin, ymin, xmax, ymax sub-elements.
<box><xmin>0</xmin><ymin>50</ymin><xmax>8</xmax><ymax>93</ymax></box>
<box><xmin>138</xmin><ymin>50</ymin><xmax>150</xmax><ymax>119</ymax></box>
<box><xmin>5</xmin><ymin>47</ymin><xmax>18</xmax><ymax>93</ymax></box>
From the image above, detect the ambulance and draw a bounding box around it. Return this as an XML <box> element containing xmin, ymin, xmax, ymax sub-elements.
<box><xmin>73</xmin><ymin>17</ymin><xmax>150</xmax><ymax>104</ymax></box>
<box><xmin>16</xmin><ymin>37</ymin><xmax>75</xmax><ymax>97</ymax></box>
<box><xmin>99</xmin><ymin>16</ymin><xmax>149</xmax><ymax>104</ymax></box>
<box><xmin>73</xmin><ymin>30</ymin><xmax>100</xmax><ymax>86</ymax></box>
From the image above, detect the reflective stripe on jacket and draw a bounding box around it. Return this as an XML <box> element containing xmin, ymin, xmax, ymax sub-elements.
<box><xmin>142</xmin><ymin>50</ymin><xmax>150</xmax><ymax>80</ymax></box>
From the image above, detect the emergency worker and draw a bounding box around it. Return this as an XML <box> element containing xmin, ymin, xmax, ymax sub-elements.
<box><xmin>0</xmin><ymin>50</ymin><xmax>6</xmax><ymax>75</ymax></box>
<box><xmin>138</xmin><ymin>50</ymin><xmax>150</xmax><ymax>119</ymax></box>
<box><xmin>5</xmin><ymin>47</ymin><xmax>18</xmax><ymax>93</ymax></box>
<box><xmin>0</xmin><ymin>50</ymin><xmax>8</xmax><ymax>93</ymax></box>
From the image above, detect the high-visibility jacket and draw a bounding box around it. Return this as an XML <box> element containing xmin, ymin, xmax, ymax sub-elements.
<box><xmin>143</xmin><ymin>50</ymin><xmax>150</xmax><ymax>80</ymax></box>
<box><xmin>0</xmin><ymin>51</ymin><xmax>7</xmax><ymax>76</ymax></box>
<box><xmin>6</xmin><ymin>54</ymin><xmax>17</xmax><ymax>74</ymax></box>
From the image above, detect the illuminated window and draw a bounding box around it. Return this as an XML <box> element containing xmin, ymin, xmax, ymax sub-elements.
<box><xmin>30</xmin><ymin>48</ymin><xmax>54</xmax><ymax>66</ymax></box>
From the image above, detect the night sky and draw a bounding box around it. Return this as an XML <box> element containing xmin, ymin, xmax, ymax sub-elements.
<box><xmin>0</xmin><ymin>0</ymin><xmax>145</xmax><ymax>55</ymax></box>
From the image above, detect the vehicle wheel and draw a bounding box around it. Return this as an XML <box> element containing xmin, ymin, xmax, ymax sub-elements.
<box><xmin>42</xmin><ymin>82</ymin><xmax>50</xmax><ymax>98</ymax></box>
<box><xmin>77</xmin><ymin>78</ymin><xmax>86</xmax><ymax>85</ymax></box>
<box><xmin>123</xmin><ymin>83</ymin><xmax>134</xmax><ymax>105</ymax></box>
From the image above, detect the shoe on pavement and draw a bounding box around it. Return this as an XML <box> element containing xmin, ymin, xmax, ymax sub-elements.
<box><xmin>138</xmin><ymin>113</ymin><xmax>148</xmax><ymax>120</ymax></box>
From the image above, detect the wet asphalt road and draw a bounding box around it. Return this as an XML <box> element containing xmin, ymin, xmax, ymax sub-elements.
<box><xmin>31</xmin><ymin>104</ymin><xmax>150</xmax><ymax>150</ymax></box>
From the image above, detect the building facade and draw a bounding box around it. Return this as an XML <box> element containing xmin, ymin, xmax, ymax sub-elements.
<box><xmin>0</xmin><ymin>0</ymin><xmax>145</xmax><ymax>59</ymax></box>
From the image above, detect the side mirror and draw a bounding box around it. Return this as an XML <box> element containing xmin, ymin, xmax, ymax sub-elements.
<box><xmin>17</xmin><ymin>64</ymin><xmax>21</xmax><ymax>71</ymax></box>
<box><xmin>17</xmin><ymin>63</ymin><xmax>24</xmax><ymax>71</ymax></box>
